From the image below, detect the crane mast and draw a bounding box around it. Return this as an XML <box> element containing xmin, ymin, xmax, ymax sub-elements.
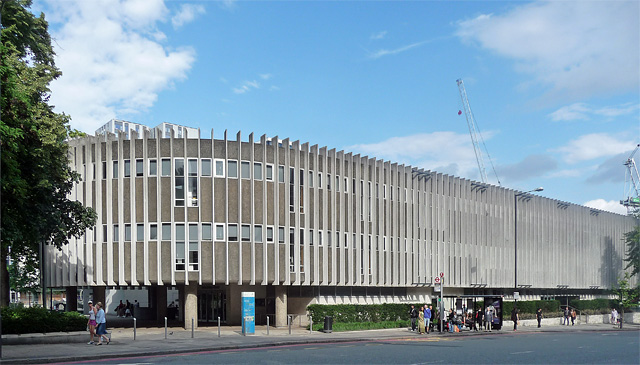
<box><xmin>457</xmin><ymin>79</ymin><xmax>500</xmax><ymax>185</ymax></box>
<box><xmin>621</xmin><ymin>143</ymin><xmax>640</xmax><ymax>213</ymax></box>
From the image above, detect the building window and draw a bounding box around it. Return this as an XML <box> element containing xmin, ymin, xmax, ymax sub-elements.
<box><xmin>124</xmin><ymin>224</ymin><xmax>131</xmax><ymax>241</ymax></box>
<box><xmin>254</xmin><ymin>162</ymin><xmax>263</xmax><ymax>180</ymax></box>
<box><xmin>266</xmin><ymin>226</ymin><xmax>274</xmax><ymax>243</ymax></box>
<box><xmin>336</xmin><ymin>232</ymin><xmax>340</xmax><ymax>248</ymax></box>
<box><xmin>202</xmin><ymin>223</ymin><xmax>212</xmax><ymax>241</ymax></box>
<box><xmin>241</xmin><ymin>161</ymin><xmax>250</xmax><ymax>179</ymax></box>
<box><xmin>278</xmin><ymin>226</ymin><xmax>285</xmax><ymax>243</ymax></box>
<box><xmin>214</xmin><ymin>159</ymin><xmax>225</xmax><ymax>177</ymax></box>
<box><xmin>161</xmin><ymin>158</ymin><xmax>171</xmax><ymax>177</ymax></box>
<box><xmin>188</xmin><ymin>224</ymin><xmax>199</xmax><ymax>271</ymax></box>
<box><xmin>149</xmin><ymin>159</ymin><xmax>157</xmax><ymax>176</ymax></box>
<box><xmin>241</xmin><ymin>224</ymin><xmax>251</xmax><ymax>242</ymax></box>
<box><xmin>123</xmin><ymin>159</ymin><xmax>131</xmax><ymax>177</ymax></box>
<box><xmin>136</xmin><ymin>159</ymin><xmax>143</xmax><ymax>177</ymax></box>
<box><xmin>102</xmin><ymin>161</ymin><xmax>107</xmax><ymax>180</ymax></box>
<box><xmin>113</xmin><ymin>161</ymin><xmax>119</xmax><ymax>179</ymax></box>
<box><xmin>266</xmin><ymin>164</ymin><xmax>273</xmax><ymax>181</ymax></box>
<box><xmin>318</xmin><ymin>172</ymin><xmax>322</xmax><ymax>189</ymax></box>
<box><xmin>201</xmin><ymin>159</ymin><xmax>212</xmax><ymax>177</ymax></box>
<box><xmin>278</xmin><ymin>165</ymin><xmax>285</xmax><ymax>183</ymax></box>
<box><xmin>162</xmin><ymin>223</ymin><xmax>171</xmax><ymax>240</ymax></box>
<box><xmin>289</xmin><ymin>228</ymin><xmax>295</xmax><ymax>272</ymax></box>
<box><xmin>318</xmin><ymin>231</ymin><xmax>323</xmax><ymax>246</ymax></box>
<box><xmin>254</xmin><ymin>225</ymin><xmax>263</xmax><ymax>243</ymax></box>
<box><xmin>102</xmin><ymin>225</ymin><xmax>107</xmax><ymax>243</ymax></box>
<box><xmin>113</xmin><ymin>224</ymin><xmax>119</xmax><ymax>242</ymax></box>
<box><xmin>187</xmin><ymin>158</ymin><xmax>198</xmax><ymax>207</ymax></box>
<box><xmin>175</xmin><ymin>224</ymin><xmax>185</xmax><ymax>271</ymax></box>
<box><xmin>136</xmin><ymin>224</ymin><xmax>144</xmax><ymax>241</ymax></box>
<box><xmin>344</xmin><ymin>177</ymin><xmax>348</xmax><ymax>193</ymax></box>
<box><xmin>335</xmin><ymin>175</ymin><xmax>340</xmax><ymax>192</ymax></box>
<box><xmin>308</xmin><ymin>171</ymin><xmax>314</xmax><ymax>187</ymax></box>
<box><xmin>150</xmin><ymin>224</ymin><xmax>158</xmax><ymax>240</ymax></box>
<box><xmin>228</xmin><ymin>160</ymin><xmax>238</xmax><ymax>178</ymax></box>
<box><xmin>228</xmin><ymin>224</ymin><xmax>238</xmax><ymax>241</ymax></box>
<box><xmin>309</xmin><ymin>230</ymin><xmax>314</xmax><ymax>246</ymax></box>
<box><xmin>175</xmin><ymin>158</ymin><xmax>185</xmax><ymax>206</ymax></box>
<box><xmin>215</xmin><ymin>224</ymin><xmax>225</xmax><ymax>241</ymax></box>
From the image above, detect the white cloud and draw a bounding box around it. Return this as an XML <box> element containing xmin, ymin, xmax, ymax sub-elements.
<box><xmin>346</xmin><ymin>131</ymin><xmax>489</xmax><ymax>180</ymax></box>
<box><xmin>554</xmin><ymin>133</ymin><xmax>635</xmax><ymax>163</ymax></box>
<box><xmin>370</xmin><ymin>31</ymin><xmax>387</xmax><ymax>40</ymax></box>
<box><xmin>368</xmin><ymin>41</ymin><xmax>427</xmax><ymax>59</ymax></box>
<box><xmin>172</xmin><ymin>3</ymin><xmax>206</xmax><ymax>29</ymax></box>
<box><xmin>42</xmin><ymin>0</ymin><xmax>195</xmax><ymax>133</ymax></box>
<box><xmin>550</xmin><ymin>102</ymin><xmax>640</xmax><ymax>121</ymax></box>
<box><xmin>259</xmin><ymin>73</ymin><xmax>272</xmax><ymax>80</ymax></box>
<box><xmin>233</xmin><ymin>80</ymin><xmax>260</xmax><ymax>94</ymax></box>
<box><xmin>583</xmin><ymin>199</ymin><xmax>627</xmax><ymax>215</ymax></box>
<box><xmin>456</xmin><ymin>1</ymin><xmax>639</xmax><ymax>100</ymax></box>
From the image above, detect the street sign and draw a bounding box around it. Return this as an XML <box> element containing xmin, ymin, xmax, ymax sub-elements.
<box><xmin>440</xmin><ymin>272</ymin><xmax>444</xmax><ymax>278</ymax></box>
<box><xmin>434</xmin><ymin>284</ymin><xmax>441</xmax><ymax>292</ymax></box>
<box><xmin>434</xmin><ymin>277</ymin><xmax>441</xmax><ymax>284</ymax></box>
<box><xmin>514</xmin><ymin>291</ymin><xmax>520</xmax><ymax>300</ymax></box>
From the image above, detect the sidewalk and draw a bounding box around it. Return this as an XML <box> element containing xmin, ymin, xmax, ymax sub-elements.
<box><xmin>1</xmin><ymin>322</ymin><xmax>638</xmax><ymax>364</ymax></box>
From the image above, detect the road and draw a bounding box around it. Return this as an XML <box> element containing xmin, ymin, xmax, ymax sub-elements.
<box><xmin>64</xmin><ymin>330</ymin><xmax>639</xmax><ymax>364</ymax></box>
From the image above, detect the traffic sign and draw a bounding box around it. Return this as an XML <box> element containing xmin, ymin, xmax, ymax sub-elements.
<box><xmin>434</xmin><ymin>277</ymin><xmax>441</xmax><ymax>284</ymax></box>
<box><xmin>434</xmin><ymin>284</ymin><xmax>441</xmax><ymax>292</ymax></box>
<box><xmin>440</xmin><ymin>272</ymin><xmax>444</xmax><ymax>278</ymax></box>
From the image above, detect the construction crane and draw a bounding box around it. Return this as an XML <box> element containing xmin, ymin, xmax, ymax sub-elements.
<box><xmin>456</xmin><ymin>79</ymin><xmax>501</xmax><ymax>186</ymax></box>
<box><xmin>621</xmin><ymin>143</ymin><xmax>640</xmax><ymax>213</ymax></box>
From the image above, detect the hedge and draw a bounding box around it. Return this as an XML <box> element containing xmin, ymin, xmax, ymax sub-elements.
<box><xmin>307</xmin><ymin>303</ymin><xmax>425</xmax><ymax>324</ymax></box>
<box><xmin>1</xmin><ymin>306</ymin><xmax>87</xmax><ymax>334</ymax></box>
<box><xmin>503</xmin><ymin>300</ymin><xmax>561</xmax><ymax>315</ymax></box>
<box><xmin>569</xmin><ymin>299</ymin><xmax>618</xmax><ymax>312</ymax></box>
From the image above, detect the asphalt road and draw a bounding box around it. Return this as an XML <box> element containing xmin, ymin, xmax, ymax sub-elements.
<box><xmin>64</xmin><ymin>330</ymin><xmax>639</xmax><ymax>364</ymax></box>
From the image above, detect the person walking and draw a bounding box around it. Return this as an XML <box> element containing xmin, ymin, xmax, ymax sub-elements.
<box><xmin>486</xmin><ymin>305</ymin><xmax>495</xmax><ymax>332</ymax></box>
<box><xmin>95</xmin><ymin>302</ymin><xmax>110</xmax><ymax>345</ymax></box>
<box><xmin>409</xmin><ymin>305</ymin><xmax>418</xmax><ymax>332</ymax></box>
<box><xmin>424</xmin><ymin>305</ymin><xmax>432</xmax><ymax>334</ymax></box>
<box><xmin>563</xmin><ymin>307</ymin><xmax>570</xmax><ymax>325</ymax></box>
<box><xmin>571</xmin><ymin>309</ymin><xmax>577</xmax><ymax>326</ymax></box>
<box><xmin>611</xmin><ymin>308</ymin><xmax>618</xmax><ymax>326</ymax></box>
<box><xmin>511</xmin><ymin>307</ymin><xmax>519</xmax><ymax>331</ymax></box>
<box><xmin>536</xmin><ymin>308</ymin><xmax>543</xmax><ymax>328</ymax></box>
<box><xmin>418</xmin><ymin>307</ymin><xmax>426</xmax><ymax>334</ymax></box>
<box><xmin>86</xmin><ymin>301</ymin><xmax>97</xmax><ymax>345</ymax></box>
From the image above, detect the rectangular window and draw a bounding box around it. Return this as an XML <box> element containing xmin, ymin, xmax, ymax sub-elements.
<box><xmin>215</xmin><ymin>224</ymin><xmax>225</xmax><ymax>241</ymax></box>
<box><xmin>228</xmin><ymin>224</ymin><xmax>238</xmax><ymax>241</ymax></box>
<box><xmin>335</xmin><ymin>175</ymin><xmax>339</xmax><ymax>192</ymax></box>
<box><xmin>278</xmin><ymin>226</ymin><xmax>285</xmax><ymax>243</ymax></box>
<box><xmin>309</xmin><ymin>171</ymin><xmax>314</xmax><ymax>187</ymax></box>
<box><xmin>150</xmin><ymin>224</ymin><xmax>158</xmax><ymax>240</ymax></box>
<box><xmin>113</xmin><ymin>161</ymin><xmax>119</xmax><ymax>179</ymax></box>
<box><xmin>113</xmin><ymin>225</ymin><xmax>119</xmax><ymax>242</ymax></box>
<box><xmin>318</xmin><ymin>231</ymin><xmax>323</xmax><ymax>246</ymax></box>
<box><xmin>162</xmin><ymin>223</ymin><xmax>171</xmax><ymax>240</ymax></box>
<box><xmin>228</xmin><ymin>160</ymin><xmax>238</xmax><ymax>178</ymax></box>
<box><xmin>241</xmin><ymin>224</ymin><xmax>251</xmax><ymax>242</ymax></box>
<box><xmin>278</xmin><ymin>165</ymin><xmax>285</xmax><ymax>183</ymax></box>
<box><xmin>136</xmin><ymin>159</ymin><xmax>143</xmax><ymax>176</ymax></box>
<box><xmin>202</xmin><ymin>223</ymin><xmax>212</xmax><ymax>241</ymax></box>
<box><xmin>289</xmin><ymin>167</ymin><xmax>295</xmax><ymax>184</ymax></box>
<box><xmin>384</xmin><ymin>184</ymin><xmax>387</xmax><ymax>199</ymax></box>
<box><xmin>175</xmin><ymin>158</ymin><xmax>184</xmax><ymax>206</ymax></box>
<box><xmin>266</xmin><ymin>164</ymin><xmax>273</xmax><ymax>181</ymax></box>
<box><xmin>344</xmin><ymin>177</ymin><xmax>348</xmax><ymax>193</ymax></box>
<box><xmin>214</xmin><ymin>159</ymin><xmax>225</xmax><ymax>177</ymax></box>
<box><xmin>175</xmin><ymin>224</ymin><xmax>185</xmax><ymax>271</ymax></box>
<box><xmin>161</xmin><ymin>158</ymin><xmax>171</xmax><ymax>177</ymax></box>
<box><xmin>241</xmin><ymin>161</ymin><xmax>250</xmax><ymax>179</ymax></box>
<box><xmin>336</xmin><ymin>232</ymin><xmax>340</xmax><ymax>248</ymax></box>
<box><xmin>188</xmin><ymin>224</ymin><xmax>199</xmax><ymax>271</ymax></box>
<box><xmin>254</xmin><ymin>162</ymin><xmax>263</xmax><ymax>180</ymax></box>
<box><xmin>309</xmin><ymin>230</ymin><xmax>314</xmax><ymax>246</ymax></box>
<box><xmin>124</xmin><ymin>160</ymin><xmax>131</xmax><ymax>177</ymax></box>
<box><xmin>136</xmin><ymin>224</ymin><xmax>144</xmax><ymax>241</ymax></box>
<box><xmin>300</xmin><ymin>228</ymin><xmax>305</xmax><ymax>246</ymax></box>
<box><xmin>124</xmin><ymin>224</ymin><xmax>131</xmax><ymax>241</ymax></box>
<box><xmin>149</xmin><ymin>159</ymin><xmax>157</xmax><ymax>176</ymax></box>
<box><xmin>102</xmin><ymin>161</ymin><xmax>107</xmax><ymax>180</ymax></box>
<box><xmin>318</xmin><ymin>172</ymin><xmax>322</xmax><ymax>189</ymax></box>
<box><xmin>327</xmin><ymin>174</ymin><xmax>331</xmax><ymax>190</ymax></box>
<box><xmin>254</xmin><ymin>225</ymin><xmax>263</xmax><ymax>243</ymax></box>
<box><xmin>201</xmin><ymin>159</ymin><xmax>212</xmax><ymax>177</ymax></box>
<box><xmin>266</xmin><ymin>226</ymin><xmax>274</xmax><ymax>243</ymax></box>
<box><xmin>102</xmin><ymin>225</ymin><xmax>107</xmax><ymax>243</ymax></box>
<box><xmin>188</xmin><ymin>158</ymin><xmax>198</xmax><ymax>207</ymax></box>
<box><xmin>384</xmin><ymin>237</ymin><xmax>387</xmax><ymax>251</ymax></box>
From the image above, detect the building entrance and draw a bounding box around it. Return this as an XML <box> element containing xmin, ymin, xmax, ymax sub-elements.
<box><xmin>198</xmin><ymin>290</ymin><xmax>227</xmax><ymax>323</ymax></box>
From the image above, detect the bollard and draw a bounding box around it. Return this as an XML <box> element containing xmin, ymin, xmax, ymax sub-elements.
<box><xmin>218</xmin><ymin>317</ymin><xmax>221</xmax><ymax>337</ymax></box>
<box><xmin>133</xmin><ymin>318</ymin><xmax>137</xmax><ymax>341</ymax></box>
<box><xmin>165</xmin><ymin>317</ymin><xmax>167</xmax><ymax>339</ymax></box>
<box><xmin>288</xmin><ymin>315</ymin><xmax>292</xmax><ymax>335</ymax></box>
<box><xmin>191</xmin><ymin>318</ymin><xmax>194</xmax><ymax>338</ymax></box>
<box><xmin>310</xmin><ymin>317</ymin><xmax>313</xmax><ymax>334</ymax></box>
<box><xmin>267</xmin><ymin>316</ymin><xmax>270</xmax><ymax>336</ymax></box>
<box><xmin>242</xmin><ymin>316</ymin><xmax>245</xmax><ymax>336</ymax></box>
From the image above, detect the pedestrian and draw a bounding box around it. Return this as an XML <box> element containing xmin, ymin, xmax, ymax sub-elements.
<box><xmin>475</xmin><ymin>308</ymin><xmax>484</xmax><ymax>332</ymax></box>
<box><xmin>425</xmin><ymin>305</ymin><xmax>432</xmax><ymax>334</ymax></box>
<box><xmin>571</xmin><ymin>309</ymin><xmax>576</xmax><ymax>326</ymax></box>
<box><xmin>486</xmin><ymin>305</ymin><xmax>495</xmax><ymax>332</ymax></box>
<box><xmin>448</xmin><ymin>309</ymin><xmax>456</xmax><ymax>332</ymax></box>
<box><xmin>536</xmin><ymin>308</ymin><xmax>543</xmax><ymax>328</ymax></box>
<box><xmin>116</xmin><ymin>300</ymin><xmax>125</xmax><ymax>317</ymax></box>
<box><xmin>418</xmin><ymin>307</ymin><xmax>426</xmax><ymax>334</ymax></box>
<box><xmin>511</xmin><ymin>306</ymin><xmax>519</xmax><ymax>331</ymax></box>
<box><xmin>409</xmin><ymin>305</ymin><xmax>418</xmax><ymax>331</ymax></box>
<box><xmin>563</xmin><ymin>307</ymin><xmax>570</xmax><ymax>325</ymax></box>
<box><xmin>95</xmin><ymin>302</ymin><xmax>110</xmax><ymax>345</ymax></box>
<box><xmin>86</xmin><ymin>301</ymin><xmax>97</xmax><ymax>345</ymax></box>
<box><xmin>611</xmin><ymin>308</ymin><xmax>618</xmax><ymax>326</ymax></box>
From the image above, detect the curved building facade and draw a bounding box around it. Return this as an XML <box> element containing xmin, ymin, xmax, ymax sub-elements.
<box><xmin>51</xmin><ymin>126</ymin><xmax>637</xmax><ymax>327</ymax></box>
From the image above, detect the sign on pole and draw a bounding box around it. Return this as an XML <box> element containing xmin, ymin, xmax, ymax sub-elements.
<box><xmin>434</xmin><ymin>277</ymin><xmax>441</xmax><ymax>284</ymax></box>
<box><xmin>514</xmin><ymin>291</ymin><xmax>520</xmax><ymax>301</ymax></box>
<box><xmin>440</xmin><ymin>272</ymin><xmax>444</xmax><ymax>278</ymax></box>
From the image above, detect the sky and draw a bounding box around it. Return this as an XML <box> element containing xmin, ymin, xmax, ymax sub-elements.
<box><xmin>33</xmin><ymin>0</ymin><xmax>639</xmax><ymax>215</ymax></box>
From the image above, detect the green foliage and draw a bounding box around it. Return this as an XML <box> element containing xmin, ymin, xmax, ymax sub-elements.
<box><xmin>1</xmin><ymin>306</ymin><xmax>86</xmax><ymax>334</ymax></box>
<box><xmin>503</xmin><ymin>300</ymin><xmax>561</xmax><ymax>315</ymax></box>
<box><xmin>307</xmin><ymin>303</ymin><xmax>425</xmax><ymax>324</ymax></box>
<box><xmin>569</xmin><ymin>298</ymin><xmax>618</xmax><ymax>312</ymax></box>
<box><xmin>310</xmin><ymin>320</ymin><xmax>407</xmax><ymax>332</ymax></box>
<box><xmin>613</xmin><ymin>272</ymin><xmax>639</xmax><ymax>312</ymax></box>
<box><xmin>623</xmin><ymin>222</ymin><xmax>640</xmax><ymax>278</ymax></box>
<box><xmin>8</xmin><ymin>255</ymin><xmax>40</xmax><ymax>294</ymax></box>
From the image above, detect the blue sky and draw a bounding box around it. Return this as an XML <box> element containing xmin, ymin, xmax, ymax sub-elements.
<box><xmin>35</xmin><ymin>0</ymin><xmax>639</xmax><ymax>214</ymax></box>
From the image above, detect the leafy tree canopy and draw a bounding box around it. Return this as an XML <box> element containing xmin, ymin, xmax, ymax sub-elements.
<box><xmin>623</xmin><ymin>213</ymin><xmax>639</xmax><ymax>278</ymax></box>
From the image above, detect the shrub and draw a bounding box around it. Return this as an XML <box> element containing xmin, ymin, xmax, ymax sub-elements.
<box><xmin>307</xmin><ymin>303</ymin><xmax>425</xmax><ymax>324</ymax></box>
<box><xmin>569</xmin><ymin>299</ymin><xmax>617</xmax><ymax>312</ymax></box>
<box><xmin>1</xmin><ymin>306</ymin><xmax>86</xmax><ymax>334</ymax></box>
<box><xmin>503</xmin><ymin>300</ymin><xmax>561</xmax><ymax>315</ymax></box>
<box><xmin>310</xmin><ymin>320</ymin><xmax>407</xmax><ymax>332</ymax></box>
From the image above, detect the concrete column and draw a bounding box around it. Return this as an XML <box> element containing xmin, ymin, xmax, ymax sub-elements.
<box><xmin>184</xmin><ymin>285</ymin><xmax>198</xmax><ymax>330</ymax></box>
<box><xmin>93</xmin><ymin>286</ymin><xmax>106</xmax><ymax>311</ymax></box>
<box><xmin>228</xmin><ymin>284</ymin><xmax>242</xmax><ymax>325</ymax></box>
<box><xmin>153</xmin><ymin>286</ymin><xmax>168</xmax><ymax>325</ymax></box>
<box><xmin>65</xmin><ymin>286</ymin><xmax>78</xmax><ymax>312</ymax></box>
<box><xmin>275</xmin><ymin>285</ymin><xmax>287</xmax><ymax>327</ymax></box>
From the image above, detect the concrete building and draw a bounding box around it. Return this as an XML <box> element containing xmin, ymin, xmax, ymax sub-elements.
<box><xmin>51</xmin><ymin>124</ymin><xmax>637</xmax><ymax>328</ymax></box>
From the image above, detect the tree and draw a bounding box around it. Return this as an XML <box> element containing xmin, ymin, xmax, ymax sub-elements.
<box><xmin>623</xmin><ymin>219</ymin><xmax>639</xmax><ymax>278</ymax></box>
<box><xmin>612</xmin><ymin>272</ymin><xmax>639</xmax><ymax>329</ymax></box>
<box><xmin>1</xmin><ymin>0</ymin><xmax>97</xmax><ymax>306</ymax></box>
<box><xmin>8</xmin><ymin>255</ymin><xmax>40</xmax><ymax>306</ymax></box>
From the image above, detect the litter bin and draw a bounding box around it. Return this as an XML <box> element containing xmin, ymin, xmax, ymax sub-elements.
<box><xmin>324</xmin><ymin>316</ymin><xmax>333</xmax><ymax>333</ymax></box>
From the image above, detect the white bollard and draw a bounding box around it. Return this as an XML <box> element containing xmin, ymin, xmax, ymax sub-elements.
<box><xmin>267</xmin><ymin>316</ymin><xmax>270</xmax><ymax>336</ymax></box>
<box><xmin>218</xmin><ymin>316</ymin><xmax>221</xmax><ymax>337</ymax></box>
<box><xmin>165</xmin><ymin>317</ymin><xmax>167</xmax><ymax>339</ymax></box>
<box><xmin>133</xmin><ymin>318</ymin><xmax>137</xmax><ymax>341</ymax></box>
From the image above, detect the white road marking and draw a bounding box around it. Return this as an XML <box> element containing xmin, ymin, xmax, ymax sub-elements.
<box><xmin>510</xmin><ymin>351</ymin><xmax>534</xmax><ymax>355</ymax></box>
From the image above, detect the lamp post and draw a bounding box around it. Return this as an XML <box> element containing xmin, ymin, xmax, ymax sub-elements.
<box><xmin>514</xmin><ymin>187</ymin><xmax>543</xmax><ymax>297</ymax></box>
